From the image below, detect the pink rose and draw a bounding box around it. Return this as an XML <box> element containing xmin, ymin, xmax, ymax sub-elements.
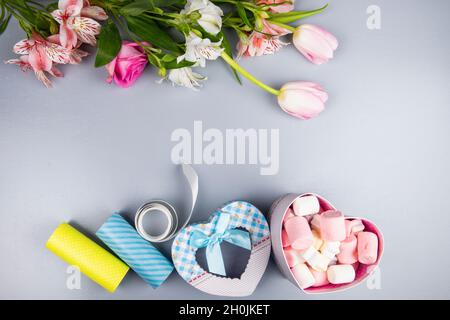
<box><xmin>106</xmin><ymin>41</ymin><xmax>148</xmax><ymax>88</ymax></box>
<box><xmin>257</xmin><ymin>0</ymin><xmax>295</xmax><ymax>13</ymax></box>
<box><xmin>277</xmin><ymin>82</ymin><xmax>328</xmax><ymax>120</ymax></box>
<box><xmin>293</xmin><ymin>24</ymin><xmax>338</xmax><ymax>65</ymax></box>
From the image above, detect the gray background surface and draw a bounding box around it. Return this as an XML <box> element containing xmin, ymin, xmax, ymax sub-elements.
<box><xmin>0</xmin><ymin>0</ymin><xmax>449</xmax><ymax>299</ymax></box>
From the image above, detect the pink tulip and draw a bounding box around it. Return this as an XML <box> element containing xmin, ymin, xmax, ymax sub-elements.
<box><xmin>277</xmin><ymin>82</ymin><xmax>328</xmax><ymax>120</ymax></box>
<box><xmin>293</xmin><ymin>24</ymin><xmax>338</xmax><ymax>65</ymax></box>
<box><xmin>105</xmin><ymin>41</ymin><xmax>149</xmax><ymax>88</ymax></box>
<box><xmin>257</xmin><ymin>0</ymin><xmax>295</xmax><ymax>13</ymax></box>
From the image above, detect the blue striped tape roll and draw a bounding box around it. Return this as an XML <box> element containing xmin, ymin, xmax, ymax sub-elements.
<box><xmin>96</xmin><ymin>213</ymin><xmax>174</xmax><ymax>288</ymax></box>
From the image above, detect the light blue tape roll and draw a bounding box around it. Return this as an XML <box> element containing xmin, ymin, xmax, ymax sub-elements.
<box><xmin>96</xmin><ymin>213</ymin><xmax>174</xmax><ymax>288</ymax></box>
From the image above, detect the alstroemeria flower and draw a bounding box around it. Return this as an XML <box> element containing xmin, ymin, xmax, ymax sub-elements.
<box><xmin>46</xmin><ymin>34</ymin><xmax>89</xmax><ymax>64</ymax></box>
<box><xmin>51</xmin><ymin>0</ymin><xmax>103</xmax><ymax>49</ymax></box>
<box><xmin>237</xmin><ymin>20</ymin><xmax>289</xmax><ymax>57</ymax></box>
<box><xmin>257</xmin><ymin>0</ymin><xmax>295</xmax><ymax>13</ymax></box>
<box><xmin>167</xmin><ymin>67</ymin><xmax>206</xmax><ymax>90</ymax></box>
<box><xmin>4</xmin><ymin>55</ymin><xmax>32</xmax><ymax>72</ymax></box>
<box><xmin>6</xmin><ymin>33</ymin><xmax>72</xmax><ymax>87</ymax></box>
<box><xmin>182</xmin><ymin>0</ymin><xmax>223</xmax><ymax>35</ymax></box>
<box><xmin>177</xmin><ymin>32</ymin><xmax>223</xmax><ymax>67</ymax></box>
<box><xmin>80</xmin><ymin>1</ymin><xmax>108</xmax><ymax>21</ymax></box>
<box><xmin>5</xmin><ymin>55</ymin><xmax>64</xmax><ymax>88</ymax></box>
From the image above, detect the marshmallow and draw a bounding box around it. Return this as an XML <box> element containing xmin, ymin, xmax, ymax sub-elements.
<box><xmin>320</xmin><ymin>241</ymin><xmax>341</xmax><ymax>259</ymax></box>
<box><xmin>300</xmin><ymin>246</ymin><xmax>317</xmax><ymax>261</ymax></box>
<box><xmin>284</xmin><ymin>216</ymin><xmax>314</xmax><ymax>250</ymax></box>
<box><xmin>337</xmin><ymin>234</ymin><xmax>358</xmax><ymax>264</ymax></box>
<box><xmin>345</xmin><ymin>219</ymin><xmax>365</xmax><ymax>237</ymax></box>
<box><xmin>308</xmin><ymin>252</ymin><xmax>330</xmax><ymax>272</ymax></box>
<box><xmin>327</xmin><ymin>264</ymin><xmax>356</xmax><ymax>284</ymax></box>
<box><xmin>328</xmin><ymin>256</ymin><xmax>337</xmax><ymax>266</ymax></box>
<box><xmin>300</xmin><ymin>246</ymin><xmax>330</xmax><ymax>272</ymax></box>
<box><xmin>310</xmin><ymin>214</ymin><xmax>321</xmax><ymax>232</ymax></box>
<box><xmin>310</xmin><ymin>268</ymin><xmax>329</xmax><ymax>287</ymax></box>
<box><xmin>357</xmin><ymin>232</ymin><xmax>378</xmax><ymax>264</ymax></box>
<box><xmin>320</xmin><ymin>210</ymin><xmax>346</xmax><ymax>241</ymax></box>
<box><xmin>311</xmin><ymin>229</ymin><xmax>323</xmax><ymax>250</ymax></box>
<box><xmin>281</xmin><ymin>229</ymin><xmax>290</xmax><ymax>248</ymax></box>
<box><xmin>283</xmin><ymin>208</ymin><xmax>295</xmax><ymax>223</ymax></box>
<box><xmin>283</xmin><ymin>247</ymin><xmax>305</xmax><ymax>268</ymax></box>
<box><xmin>291</xmin><ymin>263</ymin><xmax>315</xmax><ymax>289</ymax></box>
<box><xmin>293</xmin><ymin>195</ymin><xmax>320</xmax><ymax>216</ymax></box>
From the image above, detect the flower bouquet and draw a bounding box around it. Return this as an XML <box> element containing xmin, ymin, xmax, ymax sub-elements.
<box><xmin>1</xmin><ymin>0</ymin><xmax>338</xmax><ymax>119</ymax></box>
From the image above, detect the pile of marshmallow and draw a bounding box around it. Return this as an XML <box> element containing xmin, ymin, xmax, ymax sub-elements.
<box><xmin>282</xmin><ymin>195</ymin><xmax>379</xmax><ymax>289</ymax></box>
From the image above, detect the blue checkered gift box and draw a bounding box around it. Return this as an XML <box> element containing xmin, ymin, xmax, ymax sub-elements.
<box><xmin>171</xmin><ymin>201</ymin><xmax>270</xmax><ymax>282</ymax></box>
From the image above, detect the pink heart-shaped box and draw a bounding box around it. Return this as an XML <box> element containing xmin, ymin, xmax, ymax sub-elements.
<box><xmin>269</xmin><ymin>193</ymin><xmax>384</xmax><ymax>294</ymax></box>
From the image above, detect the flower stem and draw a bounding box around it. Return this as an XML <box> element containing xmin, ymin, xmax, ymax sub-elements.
<box><xmin>220</xmin><ymin>52</ymin><xmax>280</xmax><ymax>96</ymax></box>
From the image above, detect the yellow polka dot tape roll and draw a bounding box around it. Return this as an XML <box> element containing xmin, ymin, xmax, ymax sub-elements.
<box><xmin>46</xmin><ymin>223</ymin><xmax>129</xmax><ymax>293</ymax></box>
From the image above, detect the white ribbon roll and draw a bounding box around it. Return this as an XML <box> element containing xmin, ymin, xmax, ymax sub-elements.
<box><xmin>135</xmin><ymin>164</ymin><xmax>198</xmax><ymax>243</ymax></box>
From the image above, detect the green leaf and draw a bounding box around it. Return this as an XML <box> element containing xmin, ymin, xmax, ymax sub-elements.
<box><xmin>34</xmin><ymin>12</ymin><xmax>51</xmax><ymax>32</ymax></box>
<box><xmin>164</xmin><ymin>58</ymin><xmax>195</xmax><ymax>69</ymax></box>
<box><xmin>1</xmin><ymin>4</ymin><xmax>6</xmax><ymax>22</ymax></box>
<box><xmin>152</xmin><ymin>53</ymin><xmax>195</xmax><ymax>69</ymax></box>
<box><xmin>95</xmin><ymin>20</ymin><xmax>122</xmax><ymax>67</ymax></box>
<box><xmin>120</xmin><ymin>0</ymin><xmax>154</xmax><ymax>16</ymax></box>
<box><xmin>0</xmin><ymin>14</ymin><xmax>11</xmax><ymax>36</ymax></box>
<box><xmin>147</xmin><ymin>52</ymin><xmax>162</xmax><ymax>68</ymax></box>
<box><xmin>236</xmin><ymin>3</ymin><xmax>252</xmax><ymax>28</ymax></box>
<box><xmin>46</xmin><ymin>2</ymin><xmax>59</xmax><ymax>12</ymax></box>
<box><xmin>120</xmin><ymin>0</ymin><xmax>186</xmax><ymax>16</ymax></box>
<box><xmin>268</xmin><ymin>4</ymin><xmax>328</xmax><ymax>24</ymax></box>
<box><xmin>125</xmin><ymin>15</ymin><xmax>181</xmax><ymax>53</ymax></box>
<box><xmin>152</xmin><ymin>0</ymin><xmax>186</xmax><ymax>7</ymax></box>
<box><xmin>220</xmin><ymin>31</ymin><xmax>241</xmax><ymax>85</ymax></box>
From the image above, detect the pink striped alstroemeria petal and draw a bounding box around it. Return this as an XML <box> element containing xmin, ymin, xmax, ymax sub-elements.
<box><xmin>81</xmin><ymin>6</ymin><xmax>108</xmax><ymax>20</ymax></box>
<box><xmin>60</xmin><ymin>22</ymin><xmax>78</xmax><ymax>49</ymax></box>
<box><xmin>49</xmin><ymin>65</ymin><xmax>64</xmax><ymax>77</ymax></box>
<box><xmin>69</xmin><ymin>48</ymin><xmax>89</xmax><ymax>64</ymax></box>
<box><xmin>13</xmin><ymin>39</ymin><xmax>34</xmax><ymax>54</ymax></box>
<box><xmin>51</xmin><ymin>9</ymin><xmax>64</xmax><ymax>24</ymax></box>
<box><xmin>34</xmin><ymin>71</ymin><xmax>52</xmax><ymax>88</ymax></box>
<box><xmin>70</xmin><ymin>16</ymin><xmax>101</xmax><ymax>46</ymax></box>
<box><xmin>45</xmin><ymin>42</ymin><xmax>72</xmax><ymax>64</ymax></box>
<box><xmin>28</xmin><ymin>45</ymin><xmax>53</xmax><ymax>72</ymax></box>
<box><xmin>4</xmin><ymin>56</ymin><xmax>32</xmax><ymax>72</ymax></box>
<box><xmin>59</xmin><ymin>0</ymin><xmax>83</xmax><ymax>13</ymax></box>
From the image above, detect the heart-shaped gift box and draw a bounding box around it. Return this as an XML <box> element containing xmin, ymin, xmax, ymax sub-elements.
<box><xmin>171</xmin><ymin>201</ymin><xmax>271</xmax><ymax>297</ymax></box>
<box><xmin>269</xmin><ymin>193</ymin><xmax>384</xmax><ymax>294</ymax></box>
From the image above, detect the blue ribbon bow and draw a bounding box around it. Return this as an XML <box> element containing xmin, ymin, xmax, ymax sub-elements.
<box><xmin>189</xmin><ymin>211</ymin><xmax>251</xmax><ymax>276</ymax></box>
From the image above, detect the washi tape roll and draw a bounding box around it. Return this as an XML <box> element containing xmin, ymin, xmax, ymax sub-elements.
<box><xmin>46</xmin><ymin>223</ymin><xmax>129</xmax><ymax>293</ymax></box>
<box><xmin>96</xmin><ymin>213</ymin><xmax>174</xmax><ymax>288</ymax></box>
<box><xmin>135</xmin><ymin>163</ymin><xmax>199</xmax><ymax>243</ymax></box>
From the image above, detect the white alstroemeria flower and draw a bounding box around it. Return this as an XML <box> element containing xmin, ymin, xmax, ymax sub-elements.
<box><xmin>168</xmin><ymin>67</ymin><xmax>207</xmax><ymax>90</ymax></box>
<box><xmin>178</xmin><ymin>32</ymin><xmax>223</xmax><ymax>67</ymax></box>
<box><xmin>182</xmin><ymin>0</ymin><xmax>223</xmax><ymax>35</ymax></box>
